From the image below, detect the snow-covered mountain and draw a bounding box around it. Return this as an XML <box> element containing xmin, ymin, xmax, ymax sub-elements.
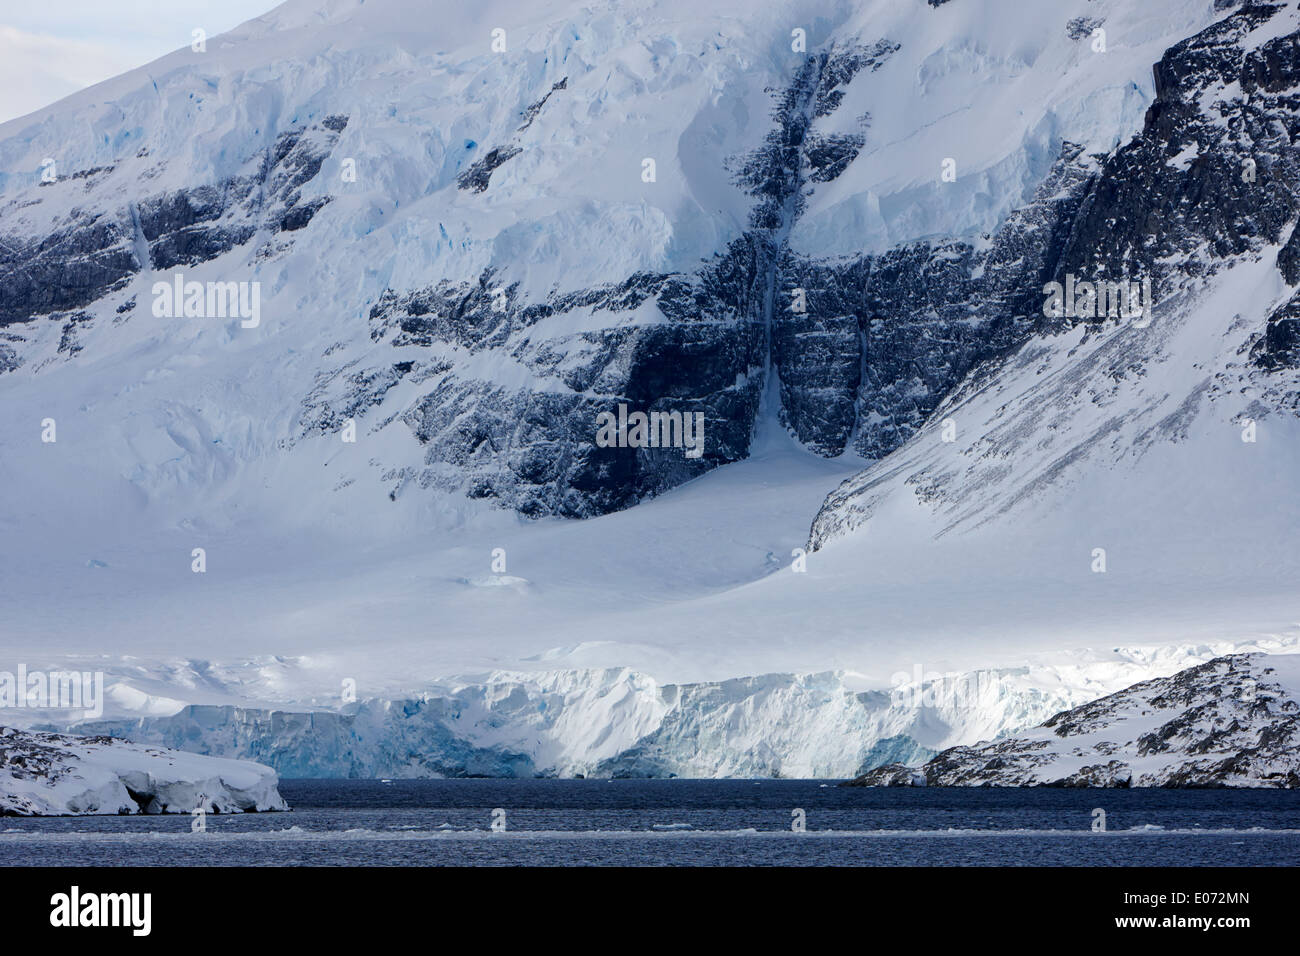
<box><xmin>1</xmin><ymin>0</ymin><xmax>1299</xmax><ymax>779</ymax></box>
<box><xmin>849</xmin><ymin>653</ymin><xmax>1300</xmax><ymax>787</ymax></box>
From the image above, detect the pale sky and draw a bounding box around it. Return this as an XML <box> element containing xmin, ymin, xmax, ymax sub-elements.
<box><xmin>0</xmin><ymin>1</ymin><xmax>283</xmax><ymax>124</ymax></box>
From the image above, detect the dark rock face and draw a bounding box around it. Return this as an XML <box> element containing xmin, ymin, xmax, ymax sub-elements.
<box><xmin>6</xmin><ymin>6</ymin><xmax>1300</xmax><ymax>519</ymax></box>
<box><xmin>841</xmin><ymin>762</ymin><xmax>924</xmax><ymax>787</ymax></box>
<box><xmin>457</xmin><ymin>77</ymin><xmax>569</xmax><ymax>192</ymax></box>
<box><xmin>456</xmin><ymin>146</ymin><xmax>522</xmax><ymax>193</ymax></box>
<box><xmin>355</xmin><ymin>246</ymin><xmax>768</xmax><ymax>517</ymax></box>
<box><xmin>1278</xmin><ymin>225</ymin><xmax>1300</xmax><ymax>285</ymax></box>
<box><xmin>810</xmin><ymin>5</ymin><xmax>1300</xmax><ymax>546</ymax></box>
<box><xmin>362</xmin><ymin>40</ymin><xmax>938</xmax><ymax>512</ymax></box>
<box><xmin>844</xmin><ymin>654</ymin><xmax>1300</xmax><ymax>788</ymax></box>
<box><xmin>0</xmin><ymin>214</ymin><xmax>137</xmax><ymax>325</ymax></box>
<box><xmin>0</xmin><ymin>116</ymin><xmax>348</xmax><ymax>326</ymax></box>
<box><xmin>136</xmin><ymin>185</ymin><xmax>256</xmax><ymax>271</ymax></box>
<box><xmin>798</xmin><ymin>5</ymin><xmax>1300</xmax><ymax>469</ymax></box>
<box><xmin>1066</xmin><ymin>18</ymin><xmax>1104</xmax><ymax>42</ymax></box>
<box><xmin>518</xmin><ymin>77</ymin><xmax>568</xmax><ymax>132</ymax></box>
<box><xmin>773</xmin><ymin>140</ymin><xmax>1098</xmax><ymax>459</ymax></box>
<box><xmin>334</xmin><ymin>44</ymin><xmax>906</xmax><ymax>515</ymax></box>
<box><xmin>1252</xmin><ymin>290</ymin><xmax>1300</xmax><ymax>370</ymax></box>
<box><xmin>1052</xmin><ymin>6</ymin><xmax>1300</xmax><ymax>300</ymax></box>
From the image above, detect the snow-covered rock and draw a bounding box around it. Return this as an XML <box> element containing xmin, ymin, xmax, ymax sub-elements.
<box><xmin>810</xmin><ymin>0</ymin><xmax>1300</xmax><ymax>546</ymax></box>
<box><xmin>0</xmin><ymin>726</ymin><xmax>288</xmax><ymax>815</ymax></box>
<box><xmin>848</xmin><ymin>654</ymin><xmax>1300</xmax><ymax>787</ymax></box>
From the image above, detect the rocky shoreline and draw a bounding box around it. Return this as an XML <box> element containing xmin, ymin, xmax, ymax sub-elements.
<box><xmin>0</xmin><ymin>726</ymin><xmax>288</xmax><ymax>816</ymax></box>
<box><xmin>844</xmin><ymin>654</ymin><xmax>1300</xmax><ymax>788</ymax></box>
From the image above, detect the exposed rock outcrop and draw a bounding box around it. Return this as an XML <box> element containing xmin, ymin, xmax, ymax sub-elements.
<box><xmin>845</xmin><ymin>654</ymin><xmax>1300</xmax><ymax>788</ymax></box>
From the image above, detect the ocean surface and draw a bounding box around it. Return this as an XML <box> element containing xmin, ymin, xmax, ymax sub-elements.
<box><xmin>3</xmin><ymin>780</ymin><xmax>1298</xmax><ymax>866</ymax></box>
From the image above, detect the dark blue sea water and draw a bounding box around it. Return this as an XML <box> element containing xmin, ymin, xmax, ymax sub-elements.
<box><xmin>2</xmin><ymin>780</ymin><xmax>1298</xmax><ymax>865</ymax></box>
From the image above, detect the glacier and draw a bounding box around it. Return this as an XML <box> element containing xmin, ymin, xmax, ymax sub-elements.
<box><xmin>45</xmin><ymin>634</ymin><xmax>1300</xmax><ymax>779</ymax></box>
